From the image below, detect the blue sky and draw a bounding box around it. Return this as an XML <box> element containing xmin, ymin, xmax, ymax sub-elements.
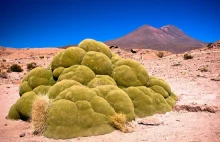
<box><xmin>0</xmin><ymin>0</ymin><xmax>219</xmax><ymax>48</ymax></box>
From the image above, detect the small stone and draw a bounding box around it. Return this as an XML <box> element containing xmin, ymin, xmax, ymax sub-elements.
<box><xmin>138</xmin><ymin>117</ymin><xmax>163</xmax><ymax>126</ymax></box>
<box><xmin>19</xmin><ymin>132</ymin><xmax>25</xmax><ymax>137</ymax></box>
<box><xmin>4</xmin><ymin>124</ymin><xmax>7</xmax><ymax>126</ymax></box>
<box><xmin>6</xmin><ymin>86</ymin><xmax>10</xmax><ymax>88</ymax></box>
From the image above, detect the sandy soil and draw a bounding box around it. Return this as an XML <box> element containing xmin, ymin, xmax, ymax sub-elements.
<box><xmin>0</xmin><ymin>46</ymin><xmax>220</xmax><ymax>142</ymax></box>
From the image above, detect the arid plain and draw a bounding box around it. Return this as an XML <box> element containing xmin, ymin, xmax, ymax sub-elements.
<box><xmin>0</xmin><ymin>45</ymin><xmax>220</xmax><ymax>142</ymax></box>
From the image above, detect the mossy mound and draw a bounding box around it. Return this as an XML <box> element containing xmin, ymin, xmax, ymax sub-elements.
<box><xmin>78</xmin><ymin>38</ymin><xmax>112</xmax><ymax>58</ymax></box>
<box><xmin>54</xmin><ymin>85</ymin><xmax>116</xmax><ymax>116</ymax></box>
<box><xmin>81</xmin><ymin>51</ymin><xmax>113</xmax><ymax>75</ymax></box>
<box><xmin>92</xmin><ymin>85</ymin><xmax>135</xmax><ymax>121</ymax></box>
<box><xmin>166</xmin><ymin>96</ymin><xmax>176</xmax><ymax>107</ymax></box>
<box><xmin>87</xmin><ymin>75</ymin><xmax>116</xmax><ymax>88</ymax></box>
<box><xmin>58</xmin><ymin>65</ymin><xmax>95</xmax><ymax>85</ymax></box>
<box><xmin>19</xmin><ymin>81</ymin><xmax>32</xmax><ymax>96</ymax></box>
<box><xmin>19</xmin><ymin>67</ymin><xmax>55</xmax><ymax>96</ymax></box>
<box><xmin>123</xmin><ymin>86</ymin><xmax>156</xmax><ymax>117</ymax></box>
<box><xmin>150</xmin><ymin>85</ymin><xmax>169</xmax><ymax>98</ymax></box>
<box><xmin>8</xmin><ymin>91</ymin><xmax>38</xmax><ymax>120</ymax></box>
<box><xmin>45</xmin><ymin>85</ymin><xmax>118</xmax><ymax>139</ymax></box>
<box><xmin>147</xmin><ymin>76</ymin><xmax>171</xmax><ymax>94</ymax></box>
<box><xmin>51</xmin><ymin>47</ymin><xmax>86</xmax><ymax>70</ymax></box>
<box><xmin>112</xmin><ymin>59</ymin><xmax>149</xmax><ymax>87</ymax></box>
<box><xmin>33</xmin><ymin>85</ymin><xmax>51</xmax><ymax>95</ymax></box>
<box><xmin>47</xmin><ymin>80</ymin><xmax>82</xmax><ymax>99</ymax></box>
<box><xmin>123</xmin><ymin>86</ymin><xmax>172</xmax><ymax>118</ymax></box>
<box><xmin>111</xmin><ymin>53</ymin><xmax>122</xmax><ymax>64</ymax></box>
<box><xmin>146</xmin><ymin>76</ymin><xmax>178</xmax><ymax>108</ymax></box>
<box><xmin>53</xmin><ymin>67</ymin><xmax>65</xmax><ymax>79</ymax></box>
<box><xmin>153</xmin><ymin>92</ymin><xmax>172</xmax><ymax>113</ymax></box>
<box><xmin>7</xmin><ymin>38</ymin><xmax>178</xmax><ymax>139</ymax></box>
<box><xmin>170</xmin><ymin>92</ymin><xmax>178</xmax><ymax>101</ymax></box>
<box><xmin>7</xmin><ymin>103</ymin><xmax>20</xmax><ymax>120</ymax></box>
<box><xmin>44</xmin><ymin>99</ymin><xmax>115</xmax><ymax>139</ymax></box>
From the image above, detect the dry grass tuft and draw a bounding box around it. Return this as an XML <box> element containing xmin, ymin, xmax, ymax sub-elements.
<box><xmin>31</xmin><ymin>95</ymin><xmax>50</xmax><ymax>135</ymax></box>
<box><xmin>109</xmin><ymin>113</ymin><xmax>128</xmax><ymax>132</ymax></box>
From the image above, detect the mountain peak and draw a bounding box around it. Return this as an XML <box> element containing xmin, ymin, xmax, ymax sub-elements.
<box><xmin>137</xmin><ymin>24</ymin><xmax>179</xmax><ymax>31</ymax></box>
<box><xmin>105</xmin><ymin>24</ymin><xmax>206</xmax><ymax>53</ymax></box>
<box><xmin>135</xmin><ymin>25</ymin><xmax>161</xmax><ymax>33</ymax></box>
<box><xmin>138</xmin><ymin>24</ymin><xmax>182</xmax><ymax>33</ymax></box>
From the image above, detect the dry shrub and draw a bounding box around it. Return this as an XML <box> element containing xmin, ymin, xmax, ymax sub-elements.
<box><xmin>0</xmin><ymin>71</ymin><xmax>7</xmax><ymax>78</ymax></box>
<box><xmin>31</xmin><ymin>95</ymin><xmax>50</xmax><ymax>135</ymax></box>
<box><xmin>156</xmin><ymin>51</ymin><xmax>164</xmax><ymax>58</ymax></box>
<box><xmin>9</xmin><ymin>64</ymin><xmax>23</xmax><ymax>72</ymax></box>
<box><xmin>183</xmin><ymin>53</ymin><xmax>193</xmax><ymax>60</ymax></box>
<box><xmin>198</xmin><ymin>65</ymin><xmax>208</xmax><ymax>72</ymax></box>
<box><xmin>109</xmin><ymin>113</ymin><xmax>128</xmax><ymax>132</ymax></box>
<box><xmin>27</xmin><ymin>62</ymin><xmax>37</xmax><ymax>70</ymax></box>
<box><xmin>39</xmin><ymin>56</ymin><xmax>44</xmax><ymax>59</ymax></box>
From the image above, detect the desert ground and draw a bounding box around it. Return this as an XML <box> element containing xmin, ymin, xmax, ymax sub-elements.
<box><xmin>0</xmin><ymin>46</ymin><xmax>220</xmax><ymax>142</ymax></box>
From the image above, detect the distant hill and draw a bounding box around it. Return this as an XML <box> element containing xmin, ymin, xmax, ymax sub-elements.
<box><xmin>105</xmin><ymin>25</ymin><xmax>207</xmax><ymax>53</ymax></box>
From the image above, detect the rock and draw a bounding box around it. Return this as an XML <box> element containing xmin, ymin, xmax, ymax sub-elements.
<box><xmin>211</xmin><ymin>76</ymin><xmax>220</xmax><ymax>81</ymax></box>
<box><xmin>138</xmin><ymin>117</ymin><xmax>164</xmax><ymax>126</ymax></box>
<box><xmin>19</xmin><ymin>132</ymin><xmax>25</xmax><ymax>137</ymax></box>
<box><xmin>174</xmin><ymin>104</ymin><xmax>218</xmax><ymax>113</ymax></box>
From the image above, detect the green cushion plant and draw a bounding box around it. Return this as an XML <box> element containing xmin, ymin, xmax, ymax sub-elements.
<box><xmin>7</xmin><ymin>38</ymin><xmax>178</xmax><ymax>139</ymax></box>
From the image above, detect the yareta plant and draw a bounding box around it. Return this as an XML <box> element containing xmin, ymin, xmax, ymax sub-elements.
<box><xmin>7</xmin><ymin>38</ymin><xmax>178</xmax><ymax>139</ymax></box>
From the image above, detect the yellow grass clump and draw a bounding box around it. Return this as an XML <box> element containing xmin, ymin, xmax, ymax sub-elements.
<box><xmin>31</xmin><ymin>94</ymin><xmax>50</xmax><ymax>135</ymax></box>
<box><xmin>109</xmin><ymin>113</ymin><xmax>128</xmax><ymax>132</ymax></box>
